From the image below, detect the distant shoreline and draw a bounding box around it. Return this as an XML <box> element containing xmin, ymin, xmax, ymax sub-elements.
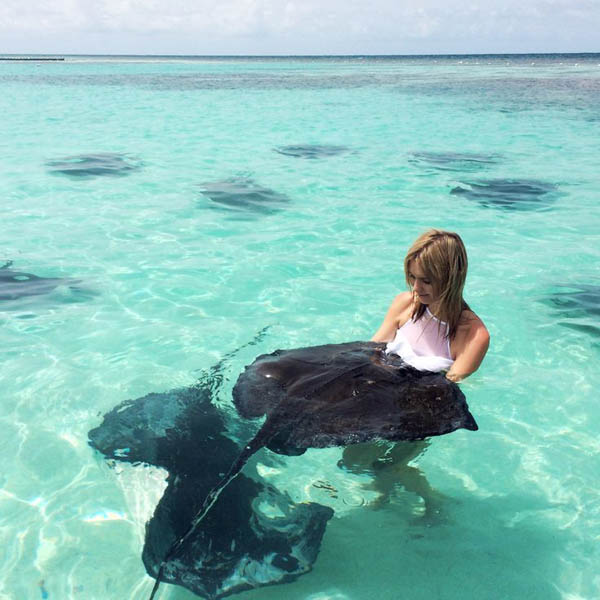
<box><xmin>0</xmin><ymin>52</ymin><xmax>598</xmax><ymax>61</ymax></box>
<box><xmin>0</xmin><ymin>57</ymin><xmax>65</xmax><ymax>61</ymax></box>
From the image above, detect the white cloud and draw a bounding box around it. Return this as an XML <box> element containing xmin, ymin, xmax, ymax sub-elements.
<box><xmin>0</xmin><ymin>0</ymin><xmax>598</xmax><ymax>54</ymax></box>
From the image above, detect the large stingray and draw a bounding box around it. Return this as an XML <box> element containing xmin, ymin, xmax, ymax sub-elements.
<box><xmin>273</xmin><ymin>145</ymin><xmax>350</xmax><ymax>159</ymax></box>
<box><xmin>198</xmin><ymin>176</ymin><xmax>290</xmax><ymax>216</ymax></box>
<box><xmin>145</xmin><ymin>341</ymin><xmax>477</xmax><ymax>599</ymax></box>
<box><xmin>46</xmin><ymin>153</ymin><xmax>142</xmax><ymax>178</ymax></box>
<box><xmin>450</xmin><ymin>178</ymin><xmax>559</xmax><ymax>210</ymax></box>
<box><xmin>88</xmin><ymin>380</ymin><xmax>333</xmax><ymax>599</ymax></box>
<box><xmin>541</xmin><ymin>284</ymin><xmax>600</xmax><ymax>339</ymax></box>
<box><xmin>543</xmin><ymin>284</ymin><xmax>600</xmax><ymax>319</ymax></box>
<box><xmin>409</xmin><ymin>151</ymin><xmax>500</xmax><ymax>172</ymax></box>
<box><xmin>0</xmin><ymin>261</ymin><xmax>84</xmax><ymax>302</ymax></box>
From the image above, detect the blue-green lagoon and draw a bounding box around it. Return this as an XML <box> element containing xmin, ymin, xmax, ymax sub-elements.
<box><xmin>1</xmin><ymin>54</ymin><xmax>599</xmax><ymax>599</ymax></box>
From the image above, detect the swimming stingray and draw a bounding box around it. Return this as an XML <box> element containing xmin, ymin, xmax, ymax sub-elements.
<box><xmin>273</xmin><ymin>145</ymin><xmax>350</xmax><ymax>159</ymax></box>
<box><xmin>409</xmin><ymin>151</ymin><xmax>500</xmax><ymax>172</ymax></box>
<box><xmin>450</xmin><ymin>178</ymin><xmax>559</xmax><ymax>210</ymax></box>
<box><xmin>88</xmin><ymin>379</ymin><xmax>333</xmax><ymax>599</ymax></box>
<box><xmin>0</xmin><ymin>261</ymin><xmax>83</xmax><ymax>302</ymax></box>
<box><xmin>198</xmin><ymin>176</ymin><xmax>290</xmax><ymax>216</ymax></box>
<box><xmin>145</xmin><ymin>340</ymin><xmax>477</xmax><ymax>599</ymax></box>
<box><xmin>543</xmin><ymin>284</ymin><xmax>600</xmax><ymax>319</ymax></box>
<box><xmin>540</xmin><ymin>283</ymin><xmax>600</xmax><ymax>339</ymax></box>
<box><xmin>46</xmin><ymin>153</ymin><xmax>142</xmax><ymax>178</ymax></box>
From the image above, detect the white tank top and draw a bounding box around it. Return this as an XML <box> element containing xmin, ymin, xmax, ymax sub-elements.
<box><xmin>386</xmin><ymin>308</ymin><xmax>454</xmax><ymax>372</ymax></box>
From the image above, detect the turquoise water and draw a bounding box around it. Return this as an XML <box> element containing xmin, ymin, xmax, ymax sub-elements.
<box><xmin>1</xmin><ymin>54</ymin><xmax>599</xmax><ymax>599</ymax></box>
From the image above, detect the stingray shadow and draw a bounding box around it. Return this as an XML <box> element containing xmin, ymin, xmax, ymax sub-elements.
<box><xmin>273</xmin><ymin>145</ymin><xmax>351</xmax><ymax>159</ymax></box>
<box><xmin>539</xmin><ymin>284</ymin><xmax>600</xmax><ymax>340</ymax></box>
<box><xmin>450</xmin><ymin>179</ymin><xmax>560</xmax><ymax>211</ymax></box>
<box><xmin>409</xmin><ymin>151</ymin><xmax>500</xmax><ymax>172</ymax></box>
<box><xmin>46</xmin><ymin>153</ymin><xmax>142</xmax><ymax>178</ymax></box>
<box><xmin>0</xmin><ymin>261</ymin><xmax>94</xmax><ymax>305</ymax></box>
<box><xmin>197</xmin><ymin>176</ymin><xmax>290</xmax><ymax>217</ymax></box>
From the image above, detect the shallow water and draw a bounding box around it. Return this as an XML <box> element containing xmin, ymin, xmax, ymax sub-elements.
<box><xmin>1</xmin><ymin>54</ymin><xmax>599</xmax><ymax>600</ymax></box>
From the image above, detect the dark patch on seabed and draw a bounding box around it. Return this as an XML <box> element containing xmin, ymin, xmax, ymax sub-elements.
<box><xmin>407</xmin><ymin>76</ymin><xmax>600</xmax><ymax>113</ymax></box>
<box><xmin>46</xmin><ymin>153</ymin><xmax>142</xmax><ymax>178</ymax></box>
<box><xmin>7</xmin><ymin>72</ymin><xmax>383</xmax><ymax>91</ymax></box>
<box><xmin>0</xmin><ymin>261</ymin><xmax>91</xmax><ymax>304</ymax></box>
<box><xmin>89</xmin><ymin>341</ymin><xmax>477</xmax><ymax>599</ymax></box>
<box><xmin>541</xmin><ymin>284</ymin><xmax>600</xmax><ymax>339</ymax></box>
<box><xmin>273</xmin><ymin>144</ymin><xmax>350</xmax><ymax>159</ymax></box>
<box><xmin>198</xmin><ymin>176</ymin><xmax>290</xmax><ymax>216</ymax></box>
<box><xmin>409</xmin><ymin>151</ymin><xmax>500</xmax><ymax>172</ymax></box>
<box><xmin>450</xmin><ymin>179</ymin><xmax>559</xmax><ymax>210</ymax></box>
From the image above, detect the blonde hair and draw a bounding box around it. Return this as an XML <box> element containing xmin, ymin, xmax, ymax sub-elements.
<box><xmin>404</xmin><ymin>229</ymin><xmax>469</xmax><ymax>339</ymax></box>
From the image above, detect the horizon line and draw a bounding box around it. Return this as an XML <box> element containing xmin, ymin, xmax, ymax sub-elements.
<box><xmin>1</xmin><ymin>51</ymin><xmax>599</xmax><ymax>58</ymax></box>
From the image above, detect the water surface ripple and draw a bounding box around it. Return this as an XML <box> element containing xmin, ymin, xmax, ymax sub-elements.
<box><xmin>1</xmin><ymin>54</ymin><xmax>599</xmax><ymax>600</ymax></box>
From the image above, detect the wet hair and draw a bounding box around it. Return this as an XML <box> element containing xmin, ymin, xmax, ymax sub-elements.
<box><xmin>404</xmin><ymin>229</ymin><xmax>469</xmax><ymax>339</ymax></box>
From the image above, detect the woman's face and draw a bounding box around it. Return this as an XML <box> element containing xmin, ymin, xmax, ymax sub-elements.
<box><xmin>407</xmin><ymin>260</ymin><xmax>437</xmax><ymax>305</ymax></box>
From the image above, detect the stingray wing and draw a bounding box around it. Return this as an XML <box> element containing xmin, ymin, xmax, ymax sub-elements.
<box><xmin>233</xmin><ymin>341</ymin><xmax>478</xmax><ymax>455</ymax></box>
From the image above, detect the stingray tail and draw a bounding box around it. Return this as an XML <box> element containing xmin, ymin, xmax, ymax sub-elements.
<box><xmin>193</xmin><ymin>326</ymin><xmax>272</xmax><ymax>403</ymax></box>
<box><xmin>147</xmin><ymin>424</ymin><xmax>274</xmax><ymax>600</ymax></box>
<box><xmin>149</xmin><ymin>330</ymin><xmax>271</xmax><ymax>600</ymax></box>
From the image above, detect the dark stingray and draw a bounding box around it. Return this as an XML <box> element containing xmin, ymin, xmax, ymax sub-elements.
<box><xmin>273</xmin><ymin>145</ymin><xmax>350</xmax><ymax>159</ymax></box>
<box><xmin>233</xmin><ymin>342</ymin><xmax>477</xmax><ymax>453</ymax></box>
<box><xmin>450</xmin><ymin>178</ymin><xmax>559</xmax><ymax>210</ymax></box>
<box><xmin>46</xmin><ymin>153</ymin><xmax>142</xmax><ymax>178</ymax></box>
<box><xmin>145</xmin><ymin>341</ymin><xmax>477</xmax><ymax>599</ymax></box>
<box><xmin>198</xmin><ymin>176</ymin><xmax>290</xmax><ymax>216</ymax></box>
<box><xmin>89</xmin><ymin>381</ymin><xmax>333</xmax><ymax>600</ymax></box>
<box><xmin>540</xmin><ymin>284</ymin><xmax>600</xmax><ymax>339</ymax></box>
<box><xmin>409</xmin><ymin>151</ymin><xmax>500</xmax><ymax>172</ymax></box>
<box><xmin>0</xmin><ymin>261</ymin><xmax>84</xmax><ymax>302</ymax></box>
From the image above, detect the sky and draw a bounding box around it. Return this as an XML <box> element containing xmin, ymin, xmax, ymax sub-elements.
<box><xmin>1</xmin><ymin>0</ymin><xmax>599</xmax><ymax>55</ymax></box>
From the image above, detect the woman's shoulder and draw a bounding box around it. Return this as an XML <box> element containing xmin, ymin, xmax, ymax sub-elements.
<box><xmin>389</xmin><ymin>291</ymin><xmax>414</xmax><ymax>316</ymax></box>
<box><xmin>371</xmin><ymin>291</ymin><xmax>414</xmax><ymax>343</ymax></box>
<box><xmin>392</xmin><ymin>291</ymin><xmax>414</xmax><ymax>308</ymax></box>
<box><xmin>390</xmin><ymin>291</ymin><xmax>415</xmax><ymax>326</ymax></box>
<box><xmin>457</xmin><ymin>308</ymin><xmax>490</xmax><ymax>342</ymax></box>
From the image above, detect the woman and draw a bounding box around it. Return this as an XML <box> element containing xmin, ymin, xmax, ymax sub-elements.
<box><xmin>372</xmin><ymin>228</ymin><xmax>489</xmax><ymax>381</ymax></box>
<box><xmin>341</xmin><ymin>229</ymin><xmax>489</xmax><ymax>514</ymax></box>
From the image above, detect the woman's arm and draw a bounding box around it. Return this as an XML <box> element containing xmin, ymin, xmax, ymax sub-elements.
<box><xmin>446</xmin><ymin>318</ymin><xmax>490</xmax><ymax>382</ymax></box>
<box><xmin>371</xmin><ymin>292</ymin><xmax>413</xmax><ymax>343</ymax></box>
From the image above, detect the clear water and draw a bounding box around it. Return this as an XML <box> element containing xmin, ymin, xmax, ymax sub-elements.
<box><xmin>1</xmin><ymin>54</ymin><xmax>599</xmax><ymax>600</ymax></box>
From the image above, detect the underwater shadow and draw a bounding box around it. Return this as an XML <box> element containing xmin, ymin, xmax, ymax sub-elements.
<box><xmin>197</xmin><ymin>176</ymin><xmax>290</xmax><ymax>217</ymax></box>
<box><xmin>273</xmin><ymin>145</ymin><xmax>351</xmax><ymax>159</ymax></box>
<box><xmin>450</xmin><ymin>179</ymin><xmax>560</xmax><ymax>211</ymax></box>
<box><xmin>46</xmin><ymin>153</ymin><xmax>142</xmax><ymax>178</ymax></box>
<box><xmin>0</xmin><ymin>261</ymin><xmax>96</xmax><ymax>307</ymax></box>
<box><xmin>539</xmin><ymin>284</ymin><xmax>600</xmax><ymax>340</ymax></box>
<box><xmin>409</xmin><ymin>151</ymin><xmax>500</xmax><ymax>172</ymax></box>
